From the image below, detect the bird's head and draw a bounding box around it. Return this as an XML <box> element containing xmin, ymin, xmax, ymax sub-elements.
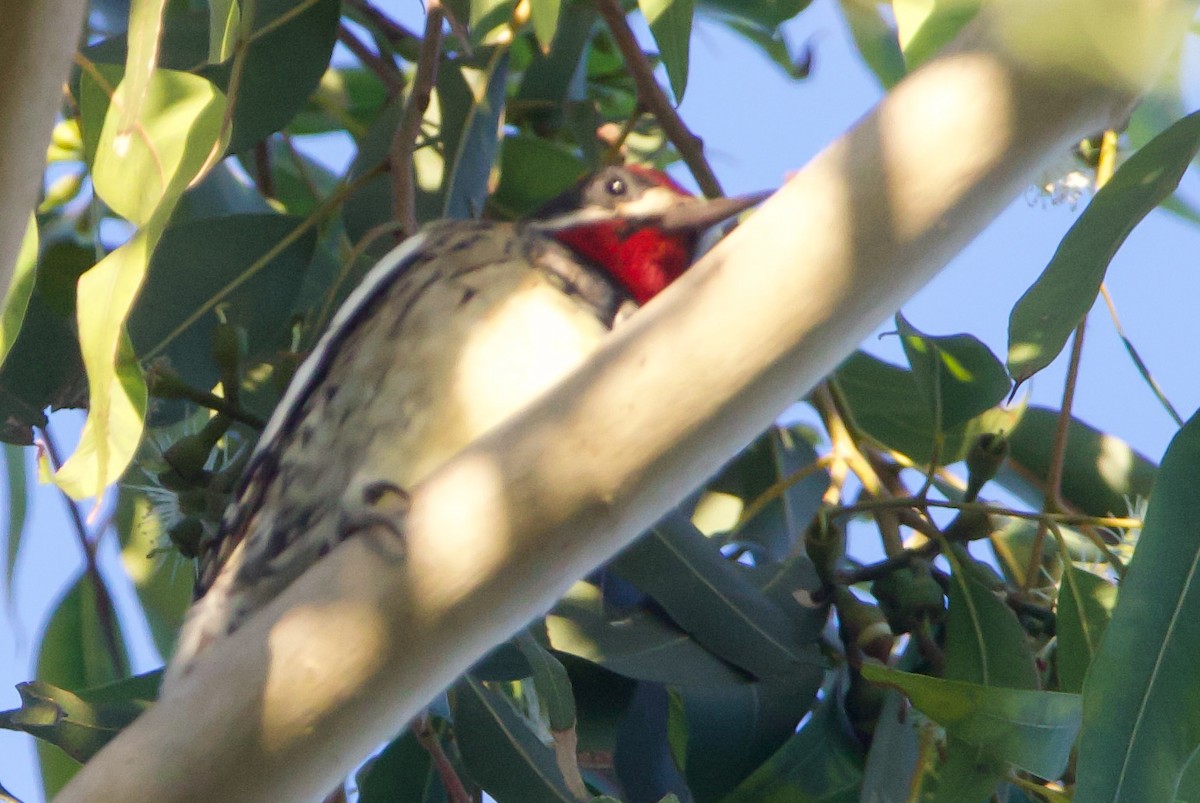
<box><xmin>529</xmin><ymin>165</ymin><xmax>769</xmax><ymax>304</ymax></box>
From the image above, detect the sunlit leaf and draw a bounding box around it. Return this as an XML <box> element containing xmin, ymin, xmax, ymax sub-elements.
<box><xmin>837</xmin><ymin>0</ymin><xmax>906</xmax><ymax>88</ymax></box>
<box><xmin>92</xmin><ymin>69</ymin><xmax>227</xmax><ymax>226</ymax></box>
<box><xmin>897</xmin><ymin>313</ymin><xmax>1011</xmax><ymax>431</ymax></box>
<box><xmin>0</xmin><ymin>216</ymin><xmax>39</xmax><ymax>368</ymax></box>
<box><xmin>999</xmin><ymin>406</ymin><xmax>1156</xmax><ymax>517</ymax></box>
<box><xmin>638</xmin><ymin>0</ymin><xmax>695</xmax><ymax>101</ymax></box>
<box><xmin>117</xmin><ymin>0</ymin><xmax>168</xmax><ymax>156</ymax></box>
<box><xmin>892</xmin><ymin>0</ymin><xmax>980</xmax><ymax>68</ymax></box>
<box><xmin>862</xmin><ymin>663</ymin><xmax>1081</xmax><ymax>779</ymax></box>
<box><xmin>1008</xmin><ymin>111</ymin><xmax>1200</xmax><ymax>385</ymax></box>
<box><xmin>530</xmin><ymin>0</ymin><xmax>562</xmax><ymax>51</ymax></box>
<box><xmin>834</xmin><ymin>351</ymin><xmax>1021</xmax><ymax>466</ymax></box>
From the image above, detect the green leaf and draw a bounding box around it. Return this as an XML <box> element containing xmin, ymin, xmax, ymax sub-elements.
<box><xmin>638</xmin><ymin>0</ymin><xmax>695</xmax><ymax>101</ymax></box>
<box><xmin>1055</xmin><ymin>564</ymin><xmax>1116</xmax><ymax>694</ymax></box>
<box><xmin>202</xmin><ymin>0</ymin><xmax>342</xmax><ymax>152</ymax></box>
<box><xmin>514</xmin><ymin>2</ymin><xmax>597</xmax><ymax>128</ymax></box>
<box><xmin>716</xmin><ymin>16</ymin><xmax>812</xmax><ymax>80</ymax></box>
<box><xmin>916</xmin><ymin>735</ymin><xmax>1006</xmax><ymax>803</ymax></box>
<box><xmin>449</xmin><ymin>675</ymin><xmax>576</xmax><ymax>802</ymax></box>
<box><xmin>836</xmin><ymin>0</ymin><xmax>906</xmax><ymax>88</ymax></box>
<box><xmin>698</xmin><ymin>0</ymin><xmax>810</xmax><ymax>29</ymax></box>
<box><xmin>34</xmin><ymin>574</ymin><xmax>129</xmax><ymax>796</ymax></box>
<box><xmin>3</xmin><ymin>444</ymin><xmax>28</xmax><ymax>604</ymax></box>
<box><xmin>530</xmin><ymin>0</ymin><xmax>562</xmax><ymax>50</ymax></box>
<box><xmin>59</xmin><ymin>69</ymin><xmax>228</xmax><ymax>499</ymax></box>
<box><xmin>291</xmin><ymin>67</ymin><xmax>390</xmax><ymax>137</ymax></box>
<box><xmin>892</xmin><ymin>0</ymin><xmax>980</xmax><ymax>68</ymax></box>
<box><xmin>0</xmin><ymin>674</ymin><xmax>156</xmax><ymax>765</ymax></box>
<box><xmin>343</xmin><ymin>50</ymin><xmax>510</xmax><ymax>247</ymax></box>
<box><xmin>442</xmin><ymin>51</ymin><xmax>511</xmax><ymax>221</ymax></box>
<box><xmin>356</xmin><ymin>728</ymin><xmax>447</xmax><ymax>803</ymax></box>
<box><xmin>834</xmin><ymin>351</ymin><xmax>1021</xmax><ymax>466</ymax></box>
<box><xmin>1007</xmin><ymin>111</ymin><xmax>1200</xmax><ymax>385</ymax></box>
<box><xmin>722</xmin><ymin>686</ymin><xmax>864</xmax><ymax>802</ymax></box>
<box><xmin>1075</xmin><ymin>410</ymin><xmax>1200</xmax><ymax>802</ymax></box>
<box><xmin>469</xmin><ymin>0</ymin><xmax>519</xmax><ymax>45</ymax></box>
<box><xmin>988</xmin><ymin>517</ymin><xmax>1103</xmax><ymax>589</ymax></box>
<box><xmin>861</xmin><ymin>663</ymin><xmax>1081</xmax><ymax>779</ymax></box>
<box><xmin>54</xmin><ymin>263</ymin><xmax>150</xmax><ymax>500</ymax></box>
<box><xmin>126</xmin><ymin>213</ymin><xmax>317</xmax><ymax>392</ymax></box>
<box><xmin>118</xmin><ymin>0</ymin><xmax>169</xmax><ymax>157</ymax></box>
<box><xmin>546</xmin><ymin>581</ymin><xmax>751</xmax><ymax>687</ymax></box>
<box><xmin>82</xmin><ymin>0</ymin><xmax>341</xmax><ymax>155</ymax></box>
<box><xmin>611</xmin><ymin>513</ymin><xmax>823</xmax><ymax>680</ymax></box>
<box><xmin>942</xmin><ymin>545</ymin><xmax>1038</xmax><ymax>690</ymax></box>
<box><xmin>0</xmin><ymin>216</ymin><xmax>39</xmax><ymax>368</ymax></box>
<box><xmin>897</xmin><ymin>313</ymin><xmax>1011</xmax><ymax>431</ymax></box>
<box><xmin>999</xmin><ymin>406</ymin><xmax>1157</xmax><ymax>517</ymax></box>
<box><xmin>0</xmin><ymin>236</ymin><xmax>92</xmax><ymax>444</ymax></box>
<box><xmin>208</xmin><ymin>0</ymin><xmax>240</xmax><ymax>62</ymax></box>
<box><xmin>113</xmin><ymin>479</ymin><xmax>193</xmax><ymax>657</ymax></box>
<box><xmin>91</xmin><ymin>69</ymin><xmax>227</xmax><ymax>227</ymax></box>
<box><xmin>700</xmin><ymin>425</ymin><xmax>827</xmax><ymax>563</ymax></box>
<box><xmin>515</xmin><ymin>631</ymin><xmax>576</xmax><ymax>732</ymax></box>
<box><xmin>673</xmin><ymin>677</ymin><xmax>820</xmax><ymax>800</ymax></box>
<box><xmin>492</xmin><ymin>135</ymin><xmax>587</xmax><ymax>220</ymax></box>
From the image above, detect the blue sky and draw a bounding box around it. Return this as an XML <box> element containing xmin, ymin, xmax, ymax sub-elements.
<box><xmin>3</xmin><ymin>1</ymin><xmax>1200</xmax><ymax>799</ymax></box>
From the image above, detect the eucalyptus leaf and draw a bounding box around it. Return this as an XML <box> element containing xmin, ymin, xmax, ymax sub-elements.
<box><xmin>1008</xmin><ymin>111</ymin><xmax>1200</xmax><ymax>385</ymax></box>
<box><xmin>1076</xmin><ymin>410</ymin><xmax>1200</xmax><ymax>802</ymax></box>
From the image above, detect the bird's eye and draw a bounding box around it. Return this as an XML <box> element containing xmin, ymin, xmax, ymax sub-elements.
<box><xmin>605</xmin><ymin>177</ymin><xmax>627</xmax><ymax>196</ymax></box>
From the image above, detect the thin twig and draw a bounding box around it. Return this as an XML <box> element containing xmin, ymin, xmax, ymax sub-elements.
<box><xmin>253</xmin><ymin>140</ymin><xmax>274</xmax><ymax>200</ymax></box>
<box><xmin>391</xmin><ymin>1</ymin><xmax>445</xmax><ymax>238</ymax></box>
<box><xmin>1020</xmin><ymin>130</ymin><xmax>1123</xmax><ymax>592</ymax></box>
<box><xmin>38</xmin><ymin>425</ymin><xmax>126</xmax><ymax>679</ymax></box>
<box><xmin>150</xmin><ymin>372</ymin><xmax>267</xmax><ymax>430</ymax></box>
<box><xmin>1099</xmin><ymin>283</ymin><xmax>1183</xmax><ymax>426</ymax></box>
<box><xmin>593</xmin><ymin>0</ymin><xmax>722</xmax><ymax>197</ymax></box>
<box><xmin>1023</xmin><ymin>321</ymin><xmax>1085</xmax><ymax>591</ymax></box>
<box><xmin>337</xmin><ymin>22</ymin><xmax>404</xmax><ymax>91</ymax></box>
<box><xmin>411</xmin><ymin>712</ymin><xmax>472</xmax><ymax>803</ymax></box>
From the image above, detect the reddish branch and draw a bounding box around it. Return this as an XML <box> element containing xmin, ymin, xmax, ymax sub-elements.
<box><xmin>593</xmin><ymin>0</ymin><xmax>723</xmax><ymax>197</ymax></box>
<box><xmin>390</xmin><ymin>1</ymin><xmax>445</xmax><ymax>238</ymax></box>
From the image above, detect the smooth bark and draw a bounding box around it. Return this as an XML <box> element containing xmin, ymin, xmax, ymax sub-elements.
<box><xmin>0</xmin><ymin>1</ymin><xmax>88</xmax><ymax>300</ymax></box>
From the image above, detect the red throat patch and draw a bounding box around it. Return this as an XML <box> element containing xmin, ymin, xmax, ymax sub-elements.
<box><xmin>554</xmin><ymin>221</ymin><xmax>697</xmax><ymax>304</ymax></box>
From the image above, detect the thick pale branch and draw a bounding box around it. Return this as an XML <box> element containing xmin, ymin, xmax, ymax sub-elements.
<box><xmin>58</xmin><ymin>2</ymin><xmax>1188</xmax><ymax>800</ymax></box>
<box><xmin>0</xmin><ymin>0</ymin><xmax>88</xmax><ymax>299</ymax></box>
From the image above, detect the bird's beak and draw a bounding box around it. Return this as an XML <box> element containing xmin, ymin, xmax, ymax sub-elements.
<box><xmin>659</xmin><ymin>189</ymin><xmax>773</xmax><ymax>233</ymax></box>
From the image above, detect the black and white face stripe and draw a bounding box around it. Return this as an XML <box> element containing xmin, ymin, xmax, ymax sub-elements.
<box><xmin>239</xmin><ymin>230</ymin><xmax>437</xmax><ymax>484</ymax></box>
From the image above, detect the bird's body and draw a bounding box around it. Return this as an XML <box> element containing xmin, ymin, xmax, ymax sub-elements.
<box><xmin>165</xmin><ymin>166</ymin><xmax>764</xmax><ymax>688</ymax></box>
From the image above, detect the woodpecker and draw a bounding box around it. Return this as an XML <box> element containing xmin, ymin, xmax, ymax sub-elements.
<box><xmin>163</xmin><ymin>165</ymin><xmax>766</xmax><ymax>687</ymax></box>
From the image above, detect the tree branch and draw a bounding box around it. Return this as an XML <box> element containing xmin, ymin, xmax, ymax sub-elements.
<box><xmin>593</xmin><ymin>0</ymin><xmax>723</xmax><ymax>197</ymax></box>
<box><xmin>57</xmin><ymin>2</ymin><xmax>1185</xmax><ymax>799</ymax></box>
<box><xmin>0</xmin><ymin>0</ymin><xmax>89</xmax><ymax>300</ymax></box>
<box><xmin>390</xmin><ymin>1</ymin><xmax>444</xmax><ymax>238</ymax></box>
